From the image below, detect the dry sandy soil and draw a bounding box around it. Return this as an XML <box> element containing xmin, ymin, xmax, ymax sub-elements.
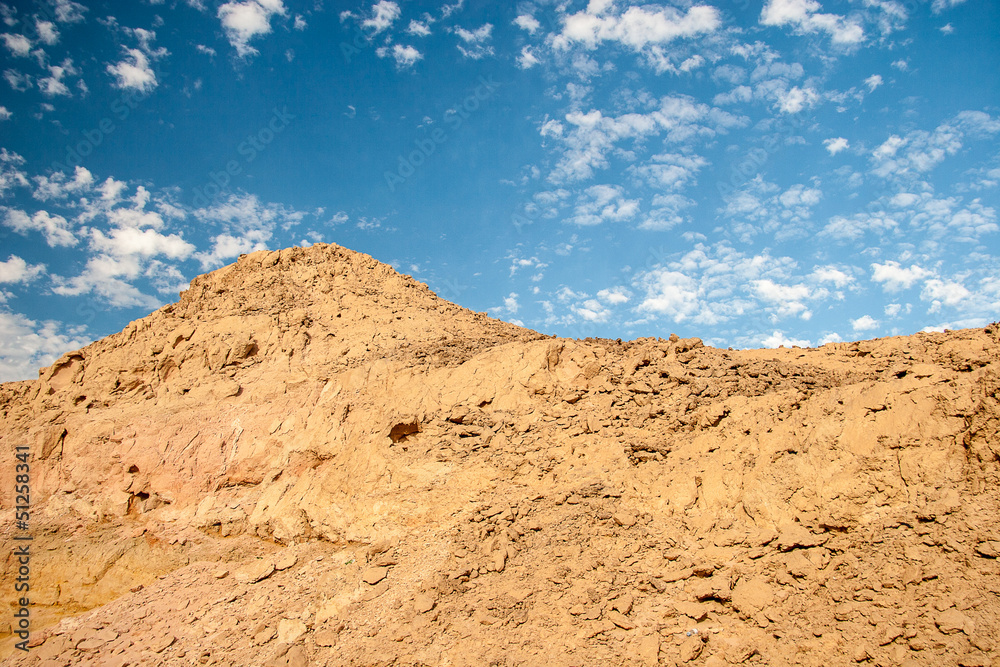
<box><xmin>1</xmin><ymin>243</ymin><xmax>998</xmax><ymax>666</ymax></box>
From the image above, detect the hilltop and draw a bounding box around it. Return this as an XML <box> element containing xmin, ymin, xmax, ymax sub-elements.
<box><xmin>2</xmin><ymin>243</ymin><xmax>999</xmax><ymax>666</ymax></box>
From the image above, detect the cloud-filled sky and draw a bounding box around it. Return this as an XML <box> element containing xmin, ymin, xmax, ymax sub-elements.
<box><xmin>1</xmin><ymin>0</ymin><xmax>998</xmax><ymax>380</ymax></box>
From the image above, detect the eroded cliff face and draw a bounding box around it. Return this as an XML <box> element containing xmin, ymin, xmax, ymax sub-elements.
<box><xmin>2</xmin><ymin>243</ymin><xmax>998</xmax><ymax>666</ymax></box>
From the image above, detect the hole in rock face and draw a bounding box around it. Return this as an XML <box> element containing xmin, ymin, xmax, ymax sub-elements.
<box><xmin>127</xmin><ymin>491</ymin><xmax>150</xmax><ymax>515</ymax></box>
<box><xmin>389</xmin><ymin>421</ymin><xmax>419</xmax><ymax>443</ymax></box>
<box><xmin>127</xmin><ymin>465</ymin><xmax>139</xmax><ymax>473</ymax></box>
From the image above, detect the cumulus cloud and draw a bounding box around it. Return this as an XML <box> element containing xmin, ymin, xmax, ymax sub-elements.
<box><xmin>517</xmin><ymin>46</ymin><xmax>540</xmax><ymax>69</ymax></box>
<box><xmin>52</xmin><ymin>0</ymin><xmax>88</xmax><ymax>24</ymax></box>
<box><xmin>568</xmin><ymin>184</ymin><xmax>639</xmax><ymax>226</ymax></box>
<box><xmin>38</xmin><ymin>59</ymin><xmax>78</xmax><ymax>97</ymax></box>
<box><xmin>361</xmin><ymin>1</ymin><xmax>400</xmax><ymax>35</ymax></box>
<box><xmin>864</xmin><ymin>74</ymin><xmax>883</xmax><ymax>92</ymax></box>
<box><xmin>851</xmin><ymin>314</ymin><xmax>879</xmax><ymax>331</ymax></box>
<box><xmin>760</xmin><ymin>0</ymin><xmax>865</xmax><ymax>45</ymax></box>
<box><xmin>218</xmin><ymin>0</ymin><xmax>287</xmax><ymax>57</ymax></box>
<box><xmin>407</xmin><ymin>20</ymin><xmax>431</xmax><ymax>36</ymax></box>
<box><xmin>0</xmin><ymin>255</ymin><xmax>46</xmax><ymax>284</ymax></box>
<box><xmin>454</xmin><ymin>23</ymin><xmax>493</xmax><ymax>59</ymax></box>
<box><xmin>377</xmin><ymin>44</ymin><xmax>422</xmax><ymax>68</ymax></box>
<box><xmin>3</xmin><ymin>208</ymin><xmax>77</xmax><ymax>247</ymax></box>
<box><xmin>777</xmin><ymin>86</ymin><xmax>819</xmax><ymax>113</ymax></box>
<box><xmin>761</xmin><ymin>330</ymin><xmax>811</xmax><ymax>348</ymax></box>
<box><xmin>824</xmin><ymin>137</ymin><xmax>849</xmax><ymax>155</ymax></box>
<box><xmin>1</xmin><ymin>33</ymin><xmax>31</xmax><ymax>57</ymax></box>
<box><xmin>553</xmin><ymin>3</ymin><xmax>721</xmax><ymax>51</ymax></box>
<box><xmin>543</xmin><ymin>95</ymin><xmax>744</xmax><ymax>183</ymax></box>
<box><xmin>514</xmin><ymin>14</ymin><xmax>541</xmax><ymax>34</ymax></box>
<box><xmin>107</xmin><ymin>48</ymin><xmax>157</xmax><ymax>92</ymax></box>
<box><xmin>870</xmin><ymin>261</ymin><xmax>931</xmax><ymax>291</ymax></box>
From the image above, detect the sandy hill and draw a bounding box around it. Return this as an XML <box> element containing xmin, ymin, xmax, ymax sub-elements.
<box><xmin>1</xmin><ymin>242</ymin><xmax>999</xmax><ymax>667</ymax></box>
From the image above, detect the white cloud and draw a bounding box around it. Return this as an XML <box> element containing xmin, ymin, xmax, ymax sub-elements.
<box><xmin>811</xmin><ymin>266</ymin><xmax>854</xmax><ymax>288</ymax></box>
<box><xmin>91</xmin><ymin>227</ymin><xmax>194</xmax><ymax>260</ymax></box>
<box><xmin>639</xmin><ymin>193</ymin><xmax>695</xmax><ymax>231</ymax></box>
<box><xmin>0</xmin><ymin>106</ymin><xmax>10</xmax><ymax>121</ymax></box>
<box><xmin>753</xmin><ymin>279</ymin><xmax>814</xmax><ymax>318</ymax></box>
<box><xmin>870</xmin><ymin>261</ymin><xmax>930</xmax><ymax>291</ymax></box>
<box><xmin>38</xmin><ymin>59</ymin><xmax>77</xmax><ymax>97</ymax></box>
<box><xmin>1</xmin><ymin>33</ymin><xmax>31</xmax><ymax>56</ymax></box>
<box><xmin>851</xmin><ymin>314</ymin><xmax>879</xmax><ymax>331</ymax></box>
<box><xmin>517</xmin><ymin>46</ymin><xmax>540</xmax><ymax>69</ymax></box>
<box><xmin>3</xmin><ymin>208</ymin><xmax>77</xmax><ymax>247</ymax></box>
<box><xmin>761</xmin><ymin>330</ymin><xmax>811</xmax><ymax>348</ymax></box>
<box><xmin>779</xmin><ymin>184</ymin><xmax>822</xmax><ymax>208</ymax></box>
<box><xmin>630</xmin><ymin>152</ymin><xmax>708</xmax><ymax>191</ymax></box>
<box><xmin>33</xmin><ymin>166</ymin><xmax>94</xmax><ymax>200</ymax></box>
<box><xmin>760</xmin><ymin>0</ymin><xmax>865</xmax><ymax>45</ymax></box>
<box><xmin>568</xmin><ymin>184</ymin><xmax>639</xmax><ymax>226</ymax></box>
<box><xmin>192</xmin><ymin>193</ymin><xmax>307</xmax><ymax>268</ymax></box>
<box><xmin>503</xmin><ymin>292</ymin><xmax>519</xmax><ymax>314</ymax></box>
<box><xmin>407</xmin><ymin>20</ymin><xmax>431</xmax><ymax>36</ymax></box>
<box><xmin>293</xmin><ymin>15</ymin><xmax>307</xmax><ymax>30</ymax></box>
<box><xmin>218</xmin><ymin>0</ymin><xmax>287</xmax><ymax>57</ymax></box>
<box><xmin>0</xmin><ymin>310</ymin><xmax>91</xmax><ymax>382</ymax></box>
<box><xmin>52</xmin><ymin>0</ymin><xmax>87</xmax><ymax>23</ymax></box>
<box><xmin>871</xmin><ymin>121</ymin><xmax>964</xmax><ymax>179</ymax></box>
<box><xmin>378</xmin><ymin>44</ymin><xmax>422</xmax><ymax>68</ymax></box>
<box><xmin>932</xmin><ymin>0</ymin><xmax>967</xmax><ymax>13</ymax></box>
<box><xmin>362</xmin><ymin>1</ymin><xmax>400</xmax><ymax>35</ymax></box>
<box><xmin>636</xmin><ymin>270</ymin><xmax>700</xmax><ymax>320</ymax></box>
<box><xmin>921</xmin><ymin>278</ymin><xmax>969</xmax><ymax>308</ymax></box>
<box><xmin>107</xmin><ymin>48</ymin><xmax>156</xmax><ymax>92</ymax></box>
<box><xmin>514</xmin><ymin>14</ymin><xmax>540</xmax><ymax>34</ymax></box>
<box><xmin>553</xmin><ymin>4</ymin><xmax>720</xmax><ymax>51</ymax></box>
<box><xmin>597</xmin><ymin>286</ymin><xmax>631</xmax><ymax>305</ymax></box>
<box><xmin>51</xmin><ymin>254</ymin><xmax>160</xmax><ymax>309</ymax></box>
<box><xmin>0</xmin><ymin>149</ymin><xmax>29</xmax><ymax>195</ymax></box>
<box><xmin>821</xmin><ymin>213</ymin><xmax>897</xmax><ymax>240</ymax></box>
<box><xmin>544</xmin><ymin>95</ymin><xmax>744</xmax><ymax>183</ymax></box>
<box><xmin>454</xmin><ymin>23</ymin><xmax>493</xmax><ymax>59</ymax></box>
<box><xmin>0</xmin><ymin>255</ymin><xmax>45</xmax><ymax>284</ymax></box>
<box><xmin>777</xmin><ymin>86</ymin><xmax>819</xmax><ymax>113</ymax></box>
<box><xmin>864</xmin><ymin>74</ymin><xmax>883</xmax><ymax>92</ymax></box>
<box><xmin>824</xmin><ymin>137</ymin><xmax>849</xmax><ymax>155</ymax></box>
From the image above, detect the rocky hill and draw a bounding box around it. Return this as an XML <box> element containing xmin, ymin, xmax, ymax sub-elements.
<box><xmin>1</xmin><ymin>243</ymin><xmax>999</xmax><ymax>667</ymax></box>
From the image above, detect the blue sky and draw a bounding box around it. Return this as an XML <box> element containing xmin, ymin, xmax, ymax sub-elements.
<box><xmin>1</xmin><ymin>0</ymin><xmax>998</xmax><ymax>380</ymax></box>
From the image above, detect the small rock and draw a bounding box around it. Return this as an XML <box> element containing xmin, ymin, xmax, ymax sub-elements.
<box><xmin>213</xmin><ymin>568</ymin><xmax>230</xmax><ymax>579</ymax></box>
<box><xmin>151</xmin><ymin>634</ymin><xmax>176</xmax><ymax>654</ymax></box>
<box><xmin>613</xmin><ymin>594</ymin><xmax>633</xmax><ymax>615</ymax></box>
<box><xmin>362</xmin><ymin>566</ymin><xmax>389</xmax><ymax>585</ymax></box>
<box><xmin>674</xmin><ymin>601</ymin><xmax>709</xmax><ymax>622</ymax></box>
<box><xmin>235</xmin><ymin>559</ymin><xmax>275</xmax><ymax>584</ymax></box>
<box><xmin>314</xmin><ymin>629</ymin><xmax>340</xmax><ymax>647</ymax></box>
<box><xmin>614</xmin><ymin>512</ymin><xmax>637</xmax><ymax>528</ymax></box>
<box><xmin>936</xmin><ymin>608</ymin><xmax>973</xmax><ymax>635</ymax></box>
<box><xmin>413</xmin><ymin>594</ymin><xmax>436</xmax><ymax>614</ymax></box>
<box><xmin>277</xmin><ymin>619</ymin><xmax>307</xmax><ymax>644</ymax></box>
<box><xmin>974</xmin><ymin>541</ymin><xmax>1000</xmax><ymax>558</ymax></box>
<box><xmin>274</xmin><ymin>551</ymin><xmax>298</xmax><ymax>571</ymax></box>
<box><xmin>606</xmin><ymin>610</ymin><xmax>635</xmax><ymax>630</ymax></box>
<box><xmin>679</xmin><ymin>636</ymin><xmax>704</xmax><ymax>662</ymax></box>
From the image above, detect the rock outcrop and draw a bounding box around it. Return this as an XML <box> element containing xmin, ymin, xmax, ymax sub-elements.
<box><xmin>1</xmin><ymin>243</ymin><xmax>998</xmax><ymax>666</ymax></box>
